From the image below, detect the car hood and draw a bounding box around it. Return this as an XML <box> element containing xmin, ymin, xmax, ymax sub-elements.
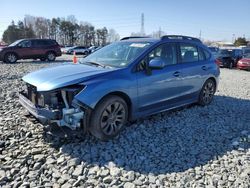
<box><xmin>240</xmin><ymin>58</ymin><xmax>250</xmax><ymax>62</ymax></box>
<box><xmin>22</xmin><ymin>63</ymin><xmax>114</xmax><ymax>91</ymax></box>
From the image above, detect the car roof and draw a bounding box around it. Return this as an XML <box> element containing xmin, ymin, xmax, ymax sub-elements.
<box><xmin>119</xmin><ymin>35</ymin><xmax>203</xmax><ymax>45</ymax></box>
<box><xmin>119</xmin><ymin>38</ymin><xmax>159</xmax><ymax>43</ymax></box>
<box><xmin>20</xmin><ymin>38</ymin><xmax>55</xmax><ymax>41</ymax></box>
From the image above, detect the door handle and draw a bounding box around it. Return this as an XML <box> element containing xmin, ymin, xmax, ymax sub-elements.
<box><xmin>173</xmin><ymin>71</ymin><xmax>180</xmax><ymax>77</ymax></box>
<box><xmin>201</xmin><ymin>66</ymin><xmax>208</xmax><ymax>71</ymax></box>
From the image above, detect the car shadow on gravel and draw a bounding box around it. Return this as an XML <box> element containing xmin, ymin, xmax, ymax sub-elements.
<box><xmin>42</xmin><ymin>95</ymin><xmax>250</xmax><ymax>175</ymax></box>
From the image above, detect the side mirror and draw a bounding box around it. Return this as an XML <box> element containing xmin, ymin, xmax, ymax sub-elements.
<box><xmin>148</xmin><ymin>58</ymin><xmax>165</xmax><ymax>69</ymax></box>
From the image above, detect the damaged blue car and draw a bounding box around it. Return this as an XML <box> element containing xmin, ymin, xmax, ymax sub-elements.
<box><xmin>19</xmin><ymin>35</ymin><xmax>220</xmax><ymax>140</ymax></box>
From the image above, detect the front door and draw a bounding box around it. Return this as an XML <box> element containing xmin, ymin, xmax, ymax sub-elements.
<box><xmin>136</xmin><ymin>42</ymin><xmax>184</xmax><ymax>115</ymax></box>
<box><xmin>16</xmin><ymin>40</ymin><xmax>32</xmax><ymax>59</ymax></box>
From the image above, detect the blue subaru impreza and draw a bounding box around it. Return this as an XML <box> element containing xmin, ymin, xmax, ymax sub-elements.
<box><xmin>19</xmin><ymin>35</ymin><xmax>220</xmax><ymax>140</ymax></box>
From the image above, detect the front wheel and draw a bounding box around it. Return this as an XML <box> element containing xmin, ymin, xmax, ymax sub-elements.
<box><xmin>198</xmin><ymin>79</ymin><xmax>216</xmax><ymax>106</ymax></box>
<box><xmin>4</xmin><ymin>53</ymin><xmax>17</xmax><ymax>63</ymax></box>
<box><xmin>89</xmin><ymin>95</ymin><xmax>128</xmax><ymax>141</ymax></box>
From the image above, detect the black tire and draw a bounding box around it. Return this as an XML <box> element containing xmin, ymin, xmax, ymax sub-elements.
<box><xmin>198</xmin><ymin>79</ymin><xmax>216</xmax><ymax>106</ymax></box>
<box><xmin>46</xmin><ymin>52</ymin><xmax>56</xmax><ymax>61</ymax></box>
<box><xmin>89</xmin><ymin>95</ymin><xmax>128</xmax><ymax>141</ymax></box>
<box><xmin>228</xmin><ymin>61</ymin><xmax>233</xmax><ymax>69</ymax></box>
<box><xmin>4</xmin><ymin>53</ymin><xmax>17</xmax><ymax>63</ymax></box>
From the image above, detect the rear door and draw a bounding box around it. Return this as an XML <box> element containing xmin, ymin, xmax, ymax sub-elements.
<box><xmin>31</xmin><ymin>40</ymin><xmax>46</xmax><ymax>57</ymax></box>
<box><xmin>177</xmin><ymin>43</ymin><xmax>211</xmax><ymax>100</ymax></box>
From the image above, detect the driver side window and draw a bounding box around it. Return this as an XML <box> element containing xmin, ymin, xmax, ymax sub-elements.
<box><xmin>18</xmin><ymin>40</ymin><xmax>31</xmax><ymax>48</ymax></box>
<box><xmin>137</xmin><ymin>43</ymin><xmax>177</xmax><ymax>71</ymax></box>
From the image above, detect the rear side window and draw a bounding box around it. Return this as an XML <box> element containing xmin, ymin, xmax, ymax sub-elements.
<box><xmin>203</xmin><ymin>49</ymin><xmax>211</xmax><ymax>59</ymax></box>
<box><xmin>33</xmin><ymin>40</ymin><xmax>57</xmax><ymax>47</ymax></box>
<box><xmin>199</xmin><ymin>47</ymin><xmax>211</xmax><ymax>60</ymax></box>
<box><xmin>180</xmin><ymin>44</ymin><xmax>198</xmax><ymax>63</ymax></box>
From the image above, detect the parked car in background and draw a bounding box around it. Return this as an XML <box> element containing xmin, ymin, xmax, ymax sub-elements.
<box><xmin>65</xmin><ymin>46</ymin><xmax>89</xmax><ymax>55</ymax></box>
<box><xmin>88</xmin><ymin>46</ymin><xmax>99</xmax><ymax>54</ymax></box>
<box><xmin>19</xmin><ymin>35</ymin><xmax>220</xmax><ymax>140</ymax></box>
<box><xmin>0</xmin><ymin>39</ymin><xmax>61</xmax><ymax>63</ymax></box>
<box><xmin>61</xmin><ymin>45</ymin><xmax>74</xmax><ymax>54</ymax></box>
<box><xmin>237</xmin><ymin>53</ymin><xmax>250</xmax><ymax>70</ymax></box>
<box><xmin>92</xmin><ymin>46</ymin><xmax>102</xmax><ymax>53</ymax></box>
<box><xmin>0</xmin><ymin>44</ymin><xmax>7</xmax><ymax>48</ymax></box>
<box><xmin>208</xmin><ymin>46</ymin><xmax>219</xmax><ymax>56</ymax></box>
<box><xmin>216</xmin><ymin>48</ymin><xmax>243</xmax><ymax>68</ymax></box>
<box><xmin>242</xmin><ymin>47</ymin><xmax>250</xmax><ymax>55</ymax></box>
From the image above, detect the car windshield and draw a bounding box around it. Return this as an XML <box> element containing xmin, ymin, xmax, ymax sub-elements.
<box><xmin>243</xmin><ymin>53</ymin><xmax>250</xmax><ymax>58</ymax></box>
<box><xmin>218</xmin><ymin>49</ymin><xmax>233</xmax><ymax>56</ymax></box>
<box><xmin>208</xmin><ymin>47</ymin><xmax>217</xmax><ymax>52</ymax></box>
<box><xmin>79</xmin><ymin>41</ymin><xmax>152</xmax><ymax>68</ymax></box>
<box><xmin>8</xmin><ymin>40</ymin><xmax>23</xmax><ymax>47</ymax></box>
<box><xmin>244</xmin><ymin>49</ymin><xmax>250</xmax><ymax>54</ymax></box>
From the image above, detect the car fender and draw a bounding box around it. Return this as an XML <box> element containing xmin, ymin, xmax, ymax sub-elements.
<box><xmin>74</xmin><ymin>75</ymin><xmax>137</xmax><ymax>111</ymax></box>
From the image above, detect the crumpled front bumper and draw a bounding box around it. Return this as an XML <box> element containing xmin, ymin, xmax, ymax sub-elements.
<box><xmin>19</xmin><ymin>92</ymin><xmax>59</xmax><ymax>124</ymax></box>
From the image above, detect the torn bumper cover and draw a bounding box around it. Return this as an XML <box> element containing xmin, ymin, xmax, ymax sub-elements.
<box><xmin>19</xmin><ymin>92</ymin><xmax>59</xmax><ymax>124</ymax></box>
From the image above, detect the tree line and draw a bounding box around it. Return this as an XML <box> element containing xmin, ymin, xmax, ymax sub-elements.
<box><xmin>2</xmin><ymin>15</ymin><xmax>120</xmax><ymax>46</ymax></box>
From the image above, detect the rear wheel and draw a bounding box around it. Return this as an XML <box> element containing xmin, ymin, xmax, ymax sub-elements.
<box><xmin>89</xmin><ymin>95</ymin><xmax>128</xmax><ymax>141</ymax></box>
<box><xmin>4</xmin><ymin>53</ymin><xmax>17</xmax><ymax>63</ymax></box>
<box><xmin>47</xmin><ymin>52</ymin><xmax>56</xmax><ymax>61</ymax></box>
<box><xmin>198</xmin><ymin>79</ymin><xmax>216</xmax><ymax>106</ymax></box>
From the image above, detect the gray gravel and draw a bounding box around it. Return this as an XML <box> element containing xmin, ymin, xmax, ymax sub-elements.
<box><xmin>0</xmin><ymin>57</ymin><xmax>250</xmax><ymax>187</ymax></box>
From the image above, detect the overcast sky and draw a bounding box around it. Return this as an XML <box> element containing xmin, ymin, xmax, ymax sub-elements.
<box><xmin>1</xmin><ymin>0</ymin><xmax>250</xmax><ymax>41</ymax></box>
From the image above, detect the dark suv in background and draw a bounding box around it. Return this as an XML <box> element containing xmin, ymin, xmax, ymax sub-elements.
<box><xmin>216</xmin><ymin>48</ymin><xmax>243</xmax><ymax>68</ymax></box>
<box><xmin>0</xmin><ymin>39</ymin><xmax>62</xmax><ymax>63</ymax></box>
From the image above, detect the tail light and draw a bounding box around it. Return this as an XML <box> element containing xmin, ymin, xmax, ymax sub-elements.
<box><xmin>215</xmin><ymin>59</ymin><xmax>221</xmax><ymax>67</ymax></box>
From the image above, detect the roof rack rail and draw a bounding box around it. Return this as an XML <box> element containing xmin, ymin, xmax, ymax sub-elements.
<box><xmin>161</xmin><ymin>35</ymin><xmax>202</xmax><ymax>43</ymax></box>
<box><xmin>120</xmin><ymin>36</ymin><xmax>150</xmax><ymax>41</ymax></box>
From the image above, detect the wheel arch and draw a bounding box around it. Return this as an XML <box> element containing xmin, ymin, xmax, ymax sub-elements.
<box><xmin>207</xmin><ymin>77</ymin><xmax>217</xmax><ymax>88</ymax></box>
<box><xmin>4</xmin><ymin>51</ymin><xmax>19</xmax><ymax>60</ymax></box>
<box><xmin>96</xmin><ymin>91</ymin><xmax>133</xmax><ymax>121</ymax></box>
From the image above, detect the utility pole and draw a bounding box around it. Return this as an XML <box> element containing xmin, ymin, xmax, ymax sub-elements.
<box><xmin>158</xmin><ymin>27</ymin><xmax>162</xmax><ymax>38</ymax></box>
<box><xmin>232</xmin><ymin>34</ymin><xmax>235</xmax><ymax>43</ymax></box>
<box><xmin>140</xmin><ymin>13</ymin><xmax>145</xmax><ymax>36</ymax></box>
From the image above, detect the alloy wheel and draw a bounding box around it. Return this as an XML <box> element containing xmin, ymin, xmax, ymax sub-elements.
<box><xmin>202</xmin><ymin>81</ymin><xmax>215</xmax><ymax>104</ymax></box>
<box><xmin>7</xmin><ymin>54</ymin><xmax>17</xmax><ymax>63</ymax></box>
<box><xmin>100</xmin><ymin>101</ymin><xmax>126</xmax><ymax>136</ymax></box>
<box><xmin>47</xmin><ymin>53</ymin><xmax>55</xmax><ymax>61</ymax></box>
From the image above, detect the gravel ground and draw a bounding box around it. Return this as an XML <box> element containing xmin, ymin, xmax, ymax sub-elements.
<box><xmin>0</xmin><ymin>58</ymin><xmax>249</xmax><ymax>188</ymax></box>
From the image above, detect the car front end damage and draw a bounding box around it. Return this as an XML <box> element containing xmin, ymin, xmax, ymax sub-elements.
<box><xmin>19</xmin><ymin>83</ymin><xmax>91</xmax><ymax>132</ymax></box>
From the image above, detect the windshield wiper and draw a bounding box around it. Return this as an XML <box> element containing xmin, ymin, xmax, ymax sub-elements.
<box><xmin>88</xmin><ymin>61</ymin><xmax>106</xmax><ymax>68</ymax></box>
<box><xmin>83</xmin><ymin>61</ymin><xmax>113</xmax><ymax>68</ymax></box>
